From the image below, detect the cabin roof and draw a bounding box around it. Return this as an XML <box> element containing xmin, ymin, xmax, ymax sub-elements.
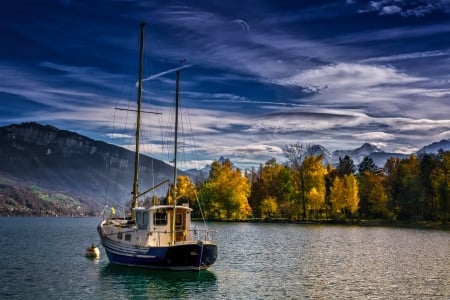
<box><xmin>133</xmin><ymin>204</ymin><xmax>192</xmax><ymax>212</ymax></box>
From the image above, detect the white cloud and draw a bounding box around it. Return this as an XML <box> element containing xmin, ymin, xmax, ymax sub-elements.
<box><xmin>106</xmin><ymin>133</ymin><xmax>133</xmax><ymax>139</ymax></box>
<box><xmin>275</xmin><ymin>63</ymin><xmax>423</xmax><ymax>89</ymax></box>
<box><xmin>380</xmin><ymin>5</ymin><xmax>402</xmax><ymax>15</ymax></box>
<box><xmin>354</xmin><ymin>132</ymin><xmax>395</xmax><ymax>141</ymax></box>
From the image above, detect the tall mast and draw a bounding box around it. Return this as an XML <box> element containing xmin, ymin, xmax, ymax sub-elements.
<box><xmin>131</xmin><ymin>22</ymin><xmax>145</xmax><ymax>220</ymax></box>
<box><xmin>171</xmin><ymin>69</ymin><xmax>180</xmax><ymax>245</ymax></box>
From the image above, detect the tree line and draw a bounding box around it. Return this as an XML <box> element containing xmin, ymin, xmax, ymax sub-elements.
<box><xmin>176</xmin><ymin>143</ymin><xmax>449</xmax><ymax>223</ymax></box>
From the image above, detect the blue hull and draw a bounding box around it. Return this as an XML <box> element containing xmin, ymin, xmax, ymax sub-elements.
<box><xmin>101</xmin><ymin>238</ymin><xmax>218</xmax><ymax>271</ymax></box>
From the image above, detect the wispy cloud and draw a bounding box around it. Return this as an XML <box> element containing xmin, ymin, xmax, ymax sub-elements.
<box><xmin>360</xmin><ymin>50</ymin><xmax>448</xmax><ymax>63</ymax></box>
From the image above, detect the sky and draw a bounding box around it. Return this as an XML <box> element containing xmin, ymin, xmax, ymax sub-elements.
<box><xmin>1</xmin><ymin>0</ymin><xmax>450</xmax><ymax>171</ymax></box>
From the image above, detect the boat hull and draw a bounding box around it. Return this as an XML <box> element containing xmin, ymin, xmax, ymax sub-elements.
<box><xmin>100</xmin><ymin>235</ymin><xmax>218</xmax><ymax>271</ymax></box>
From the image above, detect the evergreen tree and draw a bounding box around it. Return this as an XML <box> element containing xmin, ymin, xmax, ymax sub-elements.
<box><xmin>336</xmin><ymin>155</ymin><xmax>356</xmax><ymax>177</ymax></box>
<box><xmin>359</xmin><ymin>156</ymin><xmax>380</xmax><ymax>174</ymax></box>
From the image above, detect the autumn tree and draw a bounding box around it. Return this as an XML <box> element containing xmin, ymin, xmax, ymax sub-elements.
<box><xmin>358</xmin><ymin>156</ymin><xmax>389</xmax><ymax>218</ymax></box>
<box><xmin>176</xmin><ymin>175</ymin><xmax>197</xmax><ymax>203</ymax></box>
<box><xmin>260</xmin><ymin>196</ymin><xmax>278</xmax><ymax>219</ymax></box>
<box><xmin>199</xmin><ymin>159</ymin><xmax>251</xmax><ymax>220</ymax></box>
<box><xmin>284</xmin><ymin>143</ymin><xmax>326</xmax><ymax>220</ymax></box>
<box><xmin>303</xmin><ymin>156</ymin><xmax>327</xmax><ymax>219</ymax></box>
<box><xmin>330</xmin><ymin>174</ymin><xmax>359</xmax><ymax>218</ymax></box>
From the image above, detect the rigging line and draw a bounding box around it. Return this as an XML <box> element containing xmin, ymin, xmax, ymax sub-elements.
<box><xmin>183</xmin><ymin>105</ymin><xmax>209</xmax><ymax>224</ymax></box>
<box><xmin>195</xmin><ymin>190</ymin><xmax>209</xmax><ymax>231</ymax></box>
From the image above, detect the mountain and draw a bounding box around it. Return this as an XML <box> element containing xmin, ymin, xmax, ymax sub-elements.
<box><xmin>185</xmin><ymin>156</ymin><xmax>232</xmax><ymax>181</ymax></box>
<box><xmin>417</xmin><ymin>139</ymin><xmax>450</xmax><ymax>154</ymax></box>
<box><xmin>191</xmin><ymin>139</ymin><xmax>450</xmax><ymax>176</ymax></box>
<box><xmin>307</xmin><ymin>145</ymin><xmax>333</xmax><ymax>165</ymax></box>
<box><xmin>332</xmin><ymin>143</ymin><xmax>383</xmax><ymax>165</ymax></box>
<box><xmin>0</xmin><ymin>122</ymin><xmax>178</xmax><ymax>212</ymax></box>
<box><xmin>367</xmin><ymin>152</ymin><xmax>409</xmax><ymax>168</ymax></box>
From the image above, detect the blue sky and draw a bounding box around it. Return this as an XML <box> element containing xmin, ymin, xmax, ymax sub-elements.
<box><xmin>1</xmin><ymin>0</ymin><xmax>450</xmax><ymax>170</ymax></box>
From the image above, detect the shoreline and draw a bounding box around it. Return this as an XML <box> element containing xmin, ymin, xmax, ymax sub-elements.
<box><xmin>196</xmin><ymin>217</ymin><xmax>450</xmax><ymax>231</ymax></box>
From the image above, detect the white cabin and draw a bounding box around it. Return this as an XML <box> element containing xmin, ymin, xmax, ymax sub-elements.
<box><xmin>102</xmin><ymin>204</ymin><xmax>194</xmax><ymax>247</ymax></box>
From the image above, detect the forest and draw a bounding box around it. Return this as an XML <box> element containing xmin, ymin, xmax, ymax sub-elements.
<box><xmin>174</xmin><ymin>143</ymin><xmax>450</xmax><ymax>224</ymax></box>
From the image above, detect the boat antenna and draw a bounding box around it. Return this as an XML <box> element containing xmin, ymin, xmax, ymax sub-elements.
<box><xmin>131</xmin><ymin>22</ymin><xmax>145</xmax><ymax>220</ymax></box>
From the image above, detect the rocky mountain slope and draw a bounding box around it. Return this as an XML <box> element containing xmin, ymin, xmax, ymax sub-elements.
<box><xmin>0</xmin><ymin>122</ymin><xmax>177</xmax><ymax>212</ymax></box>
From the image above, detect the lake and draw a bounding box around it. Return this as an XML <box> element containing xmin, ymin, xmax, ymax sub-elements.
<box><xmin>0</xmin><ymin>217</ymin><xmax>448</xmax><ymax>299</ymax></box>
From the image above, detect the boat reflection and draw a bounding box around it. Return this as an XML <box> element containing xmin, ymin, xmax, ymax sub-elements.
<box><xmin>99</xmin><ymin>263</ymin><xmax>218</xmax><ymax>298</ymax></box>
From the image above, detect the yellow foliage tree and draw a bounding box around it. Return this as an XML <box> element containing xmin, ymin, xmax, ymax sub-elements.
<box><xmin>176</xmin><ymin>175</ymin><xmax>197</xmax><ymax>204</ymax></box>
<box><xmin>302</xmin><ymin>155</ymin><xmax>327</xmax><ymax>219</ymax></box>
<box><xmin>166</xmin><ymin>175</ymin><xmax>197</xmax><ymax>205</ymax></box>
<box><xmin>331</xmin><ymin>174</ymin><xmax>359</xmax><ymax>217</ymax></box>
<box><xmin>201</xmin><ymin>160</ymin><xmax>251</xmax><ymax>219</ymax></box>
<box><xmin>260</xmin><ymin>196</ymin><xmax>278</xmax><ymax>219</ymax></box>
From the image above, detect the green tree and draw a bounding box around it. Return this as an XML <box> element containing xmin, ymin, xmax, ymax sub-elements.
<box><xmin>358</xmin><ymin>170</ymin><xmax>389</xmax><ymax>218</ymax></box>
<box><xmin>384</xmin><ymin>155</ymin><xmax>423</xmax><ymax>220</ymax></box>
<box><xmin>248</xmin><ymin>159</ymin><xmax>294</xmax><ymax>219</ymax></box>
<box><xmin>419</xmin><ymin>153</ymin><xmax>441</xmax><ymax>220</ymax></box>
<box><xmin>429</xmin><ymin>150</ymin><xmax>450</xmax><ymax>222</ymax></box>
<box><xmin>359</xmin><ymin>156</ymin><xmax>380</xmax><ymax>174</ymax></box>
<box><xmin>324</xmin><ymin>164</ymin><xmax>336</xmax><ymax>219</ymax></box>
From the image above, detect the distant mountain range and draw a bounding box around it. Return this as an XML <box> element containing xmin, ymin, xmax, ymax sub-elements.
<box><xmin>0</xmin><ymin>122</ymin><xmax>449</xmax><ymax>214</ymax></box>
<box><xmin>310</xmin><ymin>141</ymin><xmax>450</xmax><ymax>167</ymax></box>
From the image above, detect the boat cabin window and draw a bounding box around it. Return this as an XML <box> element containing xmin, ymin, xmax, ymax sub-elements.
<box><xmin>117</xmin><ymin>232</ymin><xmax>123</xmax><ymax>240</ymax></box>
<box><xmin>125</xmin><ymin>234</ymin><xmax>131</xmax><ymax>241</ymax></box>
<box><xmin>176</xmin><ymin>213</ymin><xmax>183</xmax><ymax>226</ymax></box>
<box><xmin>153</xmin><ymin>212</ymin><xmax>167</xmax><ymax>226</ymax></box>
<box><xmin>136</xmin><ymin>211</ymin><xmax>149</xmax><ymax>230</ymax></box>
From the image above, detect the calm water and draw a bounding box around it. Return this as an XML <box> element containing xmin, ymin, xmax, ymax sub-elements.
<box><xmin>0</xmin><ymin>218</ymin><xmax>449</xmax><ymax>299</ymax></box>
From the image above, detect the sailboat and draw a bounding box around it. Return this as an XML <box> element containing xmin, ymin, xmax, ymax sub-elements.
<box><xmin>97</xmin><ymin>22</ymin><xmax>218</xmax><ymax>271</ymax></box>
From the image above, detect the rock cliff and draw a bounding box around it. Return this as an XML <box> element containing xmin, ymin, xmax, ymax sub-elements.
<box><xmin>0</xmin><ymin>122</ymin><xmax>176</xmax><ymax>207</ymax></box>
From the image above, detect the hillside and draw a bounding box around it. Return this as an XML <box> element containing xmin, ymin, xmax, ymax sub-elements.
<box><xmin>0</xmin><ymin>174</ymin><xmax>96</xmax><ymax>216</ymax></box>
<box><xmin>0</xmin><ymin>122</ymin><xmax>178</xmax><ymax>215</ymax></box>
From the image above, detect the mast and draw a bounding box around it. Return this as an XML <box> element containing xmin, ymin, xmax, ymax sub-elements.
<box><xmin>171</xmin><ymin>69</ymin><xmax>181</xmax><ymax>245</ymax></box>
<box><xmin>131</xmin><ymin>22</ymin><xmax>145</xmax><ymax>220</ymax></box>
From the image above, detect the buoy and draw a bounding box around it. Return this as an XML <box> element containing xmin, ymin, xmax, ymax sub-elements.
<box><xmin>85</xmin><ymin>244</ymin><xmax>100</xmax><ymax>259</ymax></box>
